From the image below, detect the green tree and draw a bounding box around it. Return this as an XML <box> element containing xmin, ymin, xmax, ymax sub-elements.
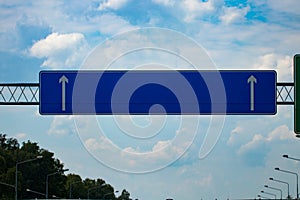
<box><xmin>0</xmin><ymin>134</ymin><xmax>129</xmax><ymax>200</ymax></box>
<box><xmin>117</xmin><ymin>189</ymin><xmax>132</xmax><ymax>200</ymax></box>
<box><xmin>66</xmin><ymin>173</ymin><xmax>85</xmax><ymax>198</ymax></box>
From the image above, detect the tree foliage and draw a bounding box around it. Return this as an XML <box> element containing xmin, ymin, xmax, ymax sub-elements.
<box><xmin>0</xmin><ymin>134</ymin><xmax>131</xmax><ymax>199</ymax></box>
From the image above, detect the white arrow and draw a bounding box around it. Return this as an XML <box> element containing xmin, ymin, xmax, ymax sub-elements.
<box><xmin>59</xmin><ymin>75</ymin><xmax>68</xmax><ymax>111</ymax></box>
<box><xmin>247</xmin><ymin>75</ymin><xmax>257</xmax><ymax>111</ymax></box>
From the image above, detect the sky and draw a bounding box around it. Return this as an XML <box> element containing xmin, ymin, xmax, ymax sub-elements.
<box><xmin>0</xmin><ymin>0</ymin><xmax>300</xmax><ymax>199</ymax></box>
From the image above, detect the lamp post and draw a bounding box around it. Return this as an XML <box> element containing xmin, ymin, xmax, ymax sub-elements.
<box><xmin>265</xmin><ymin>185</ymin><xmax>282</xmax><ymax>199</ymax></box>
<box><xmin>0</xmin><ymin>181</ymin><xmax>14</xmax><ymax>188</ymax></box>
<box><xmin>15</xmin><ymin>155</ymin><xmax>43</xmax><ymax>200</ymax></box>
<box><xmin>269</xmin><ymin>177</ymin><xmax>289</xmax><ymax>198</ymax></box>
<box><xmin>69</xmin><ymin>180</ymin><xmax>82</xmax><ymax>199</ymax></box>
<box><xmin>46</xmin><ymin>169</ymin><xmax>69</xmax><ymax>199</ymax></box>
<box><xmin>283</xmin><ymin>154</ymin><xmax>300</xmax><ymax>162</ymax></box>
<box><xmin>26</xmin><ymin>188</ymin><xmax>58</xmax><ymax>198</ymax></box>
<box><xmin>257</xmin><ymin>194</ymin><xmax>269</xmax><ymax>199</ymax></box>
<box><xmin>261</xmin><ymin>190</ymin><xmax>276</xmax><ymax>199</ymax></box>
<box><xmin>26</xmin><ymin>188</ymin><xmax>46</xmax><ymax>197</ymax></box>
<box><xmin>275</xmin><ymin>167</ymin><xmax>298</xmax><ymax>200</ymax></box>
<box><xmin>87</xmin><ymin>184</ymin><xmax>105</xmax><ymax>199</ymax></box>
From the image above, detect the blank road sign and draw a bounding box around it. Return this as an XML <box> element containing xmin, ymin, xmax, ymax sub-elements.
<box><xmin>294</xmin><ymin>54</ymin><xmax>300</xmax><ymax>134</ymax></box>
<box><xmin>39</xmin><ymin>70</ymin><xmax>276</xmax><ymax>115</ymax></box>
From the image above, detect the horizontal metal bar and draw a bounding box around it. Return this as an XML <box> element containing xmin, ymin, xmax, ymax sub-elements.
<box><xmin>0</xmin><ymin>83</ymin><xmax>39</xmax><ymax>86</ymax></box>
<box><xmin>276</xmin><ymin>82</ymin><xmax>294</xmax><ymax>86</ymax></box>
<box><xmin>0</xmin><ymin>102</ymin><xmax>39</xmax><ymax>105</ymax></box>
<box><xmin>276</xmin><ymin>101</ymin><xmax>294</xmax><ymax>104</ymax></box>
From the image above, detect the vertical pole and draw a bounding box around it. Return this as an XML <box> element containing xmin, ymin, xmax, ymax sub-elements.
<box><xmin>288</xmin><ymin>182</ymin><xmax>290</xmax><ymax>198</ymax></box>
<box><xmin>15</xmin><ymin>164</ymin><xmax>18</xmax><ymax>200</ymax></box>
<box><xmin>294</xmin><ymin>54</ymin><xmax>300</xmax><ymax>134</ymax></box>
<box><xmin>69</xmin><ymin>183</ymin><xmax>72</xmax><ymax>199</ymax></box>
<box><xmin>46</xmin><ymin>175</ymin><xmax>48</xmax><ymax>199</ymax></box>
<box><xmin>297</xmin><ymin>173</ymin><xmax>299</xmax><ymax>200</ymax></box>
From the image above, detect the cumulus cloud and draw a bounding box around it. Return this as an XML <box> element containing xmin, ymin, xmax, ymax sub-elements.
<box><xmin>238</xmin><ymin>125</ymin><xmax>293</xmax><ymax>154</ymax></box>
<box><xmin>235</xmin><ymin>125</ymin><xmax>294</xmax><ymax>166</ymax></box>
<box><xmin>98</xmin><ymin>0</ymin><xmax>129</xmax><ymax>10</ymax></box>
<box><xmin>220</xmin><ymin>6</ymin><xmax>250</xmax><ymax>25</ymax></box>
<box><xmin>227</xmin><ymin>126</ymin><xmax>244</xmax><ymax>145</ymax></box>
<box><xmin>181</xmin><ymin>0</ymin><xmax>217</xmax><ymax>22</ymax></box>
<box><xmin>75</xmin><ymin>115</ymin><xmax>198</xmax><ymax>173</ymax></box>
<box><xmin>266</xmin><ymin>124</ymin><xmax>294</xmax><ymax>141</ymax></box>
<box><xmin>253</xmin><ymin>53</ymin><xmax>292</xmax><ymax>81</ymax></box>
<box><xmin>29</xmin><ymin>32</ymin><xmax>89</xmax><ymax>69</ymax></box>
<box><xmin>15</xmin><ymin>133</ymin><xmax>27</xmax><ymax>140</ymax></box>
<box><xmin>96</xmin><ymin>14</ymin><xmax>137</xmax><ymax>35</ymax></box>
<box><xmin>48</xmin><ymin>116</ymin><xmax>75</xmax><ymax>136</ymax></box>
<box><xmin>238</xmin><ymin>134</ymin><xmax>265</xmax><ymax>155</ymax></box>
<box><xmin>85</xmin><ymin>137</ymin><xmax>114</xmax><ymax>151</ymax></box>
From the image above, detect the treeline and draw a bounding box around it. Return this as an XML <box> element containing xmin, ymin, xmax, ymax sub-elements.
<box><xmin>0</xmin><ymin>134</ymin><xmax>132</xmax><ymax>199</ymax></box>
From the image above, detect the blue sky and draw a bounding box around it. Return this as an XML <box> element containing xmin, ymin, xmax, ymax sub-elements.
<box><xmin>1</xmin><ymin>0</ymin><xmax>300</xmax><ymax>199</ymax></box>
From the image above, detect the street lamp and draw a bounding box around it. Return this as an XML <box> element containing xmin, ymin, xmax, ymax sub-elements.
<box><xmin>283</xmin><ymin>154</ymin><xmax>300</xmax><ymax>161</ymax></box>
<box><xmin>257</xmin><ymin>194</ymin><xmax>269</xmax><ymax>199</ymax></box>
<box><xmin>15</xmin><ymin>155</ymin><xmax>43</xmax><ymax>200</ymax></box>
<box><xmin>69</xmin><ymin>180</ymin><xmax>82</xmax><ymax>199</ymax></box>
<box><xmin>87</xmin><ymin>184</ymin><xmax>105</xmax><ymax>199</ymax></box>
<box><xmin>261</xmin><ymin>190</ymin><xmax>276</xmax><ymax>199</ymax></box>
<box><xmin>265</xmin><ymin>185</ymin><xmax>282</xmax><ymax>199</ymax></box>
<box><xmin>26</xmin><ymin>188</ymin><xmax>46</xmax><ymax>197</ymax></box>
<box><xmin>46</xmin><ymin>169</ymin><xmax>69</xmax><ymax>199</ymax></box>
<box><xmin>0</xmin><ymin>181</ymin><xmax>14</xmax><ymax>188</ymax></box>
<box><xmin>275</xmin><ymin>167</ymin><xmax>298</xmax><ymax>199</ymax></box>
<box><xmin>269</xmin><ymin>177</ymin><xmax>289</xmax><ymax>198</ymax></box>
<box><xmin>26</xmin><ymin>188</ymin><xmax>58</xmax><ymax>198</ymax></box>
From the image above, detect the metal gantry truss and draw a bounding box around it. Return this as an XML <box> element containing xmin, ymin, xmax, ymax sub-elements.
<box><xmin>0</xmin><ymin>83</ymin><xmax>39</xmax><ymax>105</ymax></box>
<box><xmin>0</xmin><ymin>82</ymin><xmax>295</xmax><ymax>106</ymax></box>
<box><xmin>276</xmin><ymin>82</ymin><xmax>294</xmax><ymax>105</ymax></box>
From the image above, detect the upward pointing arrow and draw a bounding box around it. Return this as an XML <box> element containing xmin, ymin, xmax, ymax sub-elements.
<box><xmin>59</xmin><ymin>75</ymin><xmax>68</xmax><ymax>111</ymax></box>
<box><xmin>247</xmin><ymin>75</ymin><xmax>257</xmax><ymax>111</ymax></box>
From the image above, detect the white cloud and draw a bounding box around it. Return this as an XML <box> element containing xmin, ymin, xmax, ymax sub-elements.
<box><xmin>96</xmin><ymin>14</ymin><xmax>137</xmax><ymax>35</ymax></box>
<box><xmin>181</xmin><ymin>0</ymin><xmax>217</xmax><ymax>22</ymax></box>
<box><xmin>220</xmin><ymin>6</ymin><xmax>250</xmax><ymax>25</ymax></box>
<box><xmin>238</xmin><ymin>125</ymin><xmax>294</xmax><ymax>155</ymax></box>
<box><xmin>15</xmin><ymin>132</ymin><xmax>27</xmax><ymax>140</ymax></box>
<box><xmin>266</xmin><ymin>125</ymin><xmax>294</xmax><ymax>141</ymax></box>
<box><xmin>98</xmin><ymin>0</ymin><xmax>129</xmax><ymax>10</ymax></box>
<box><xmin>152</xmin><ymin>0</ymin><xmax>175</xmax><ymax>6</ymax></box>
<box><xmin>253</xmin><ymin>53</ymin><xmax>292</xmax><ymax>81</ymax></box>
<box><xmin>238</xmin><ymin>134</ymin><xmax>265</xmax><ymax>155</ymax></box>
<box><xmin>227</xmin><ymin>126</ymin><xmax>244</xmax><ymax>145</ymax></box>
<box><xmin>152</xmin><ymin>140</ymin><xmax>171</xmax><ymax>151</ymax></box>
<box><xmin>30</xmin><ymin>32</ymin><xmax>89</xmax><ymax>69</ymax></box>
<box><xmin>48</xmin><ymin>116</ymin><xmax>75</xmax><ymax>136</ymax></box>
<box><xmin>85</xmin><ymin>137</ymin><xmax>113</xmax><ymax>151</ymax></box>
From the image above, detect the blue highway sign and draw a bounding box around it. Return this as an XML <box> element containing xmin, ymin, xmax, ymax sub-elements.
<box><xmin>39</xmin><ymin>70</ymin><xmax>276</xmax><ymax>115</ymax></box>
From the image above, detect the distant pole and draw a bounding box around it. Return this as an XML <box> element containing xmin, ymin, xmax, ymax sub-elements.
<box><xmin>282</xmin><ymin>155</ymin><xmax>300</xmax><ymax>199</ymax></box>
<box><xmin>265</xmin><ymin>185</ymin><xmax>282</xmax><ymax>199</ymax></box>
<box><xmin>261</xmin><ymin>190</ymin><xmax>276</xmax><ymax>199</ymax></box>
<box><xmin>46</xmin><ymin>169</ymin><xmax>69</xmax><ymax>199</ymax></box>
<box><xmin>269</xmin><ymin>177</ymin><xmax>289</xmax><ymax>198</ymax></box>
<box><xmin>69</xmin><ymin>180</ymin><xmax>81</xmax><ymax>199</ymax></box>
<box><xmin>15</xmin><ymin>156</ymin><xmax>43</xmax><ymax>200</ymax></box>
<box><xmin>87</xmin><ymin>184</ymin><xmax>105</xmax><ymax>199</ymax></box>
<box><xmin>275</xmin><ymin>167</ymin><xmax>298</xmax><ymax>200</ymax></box>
